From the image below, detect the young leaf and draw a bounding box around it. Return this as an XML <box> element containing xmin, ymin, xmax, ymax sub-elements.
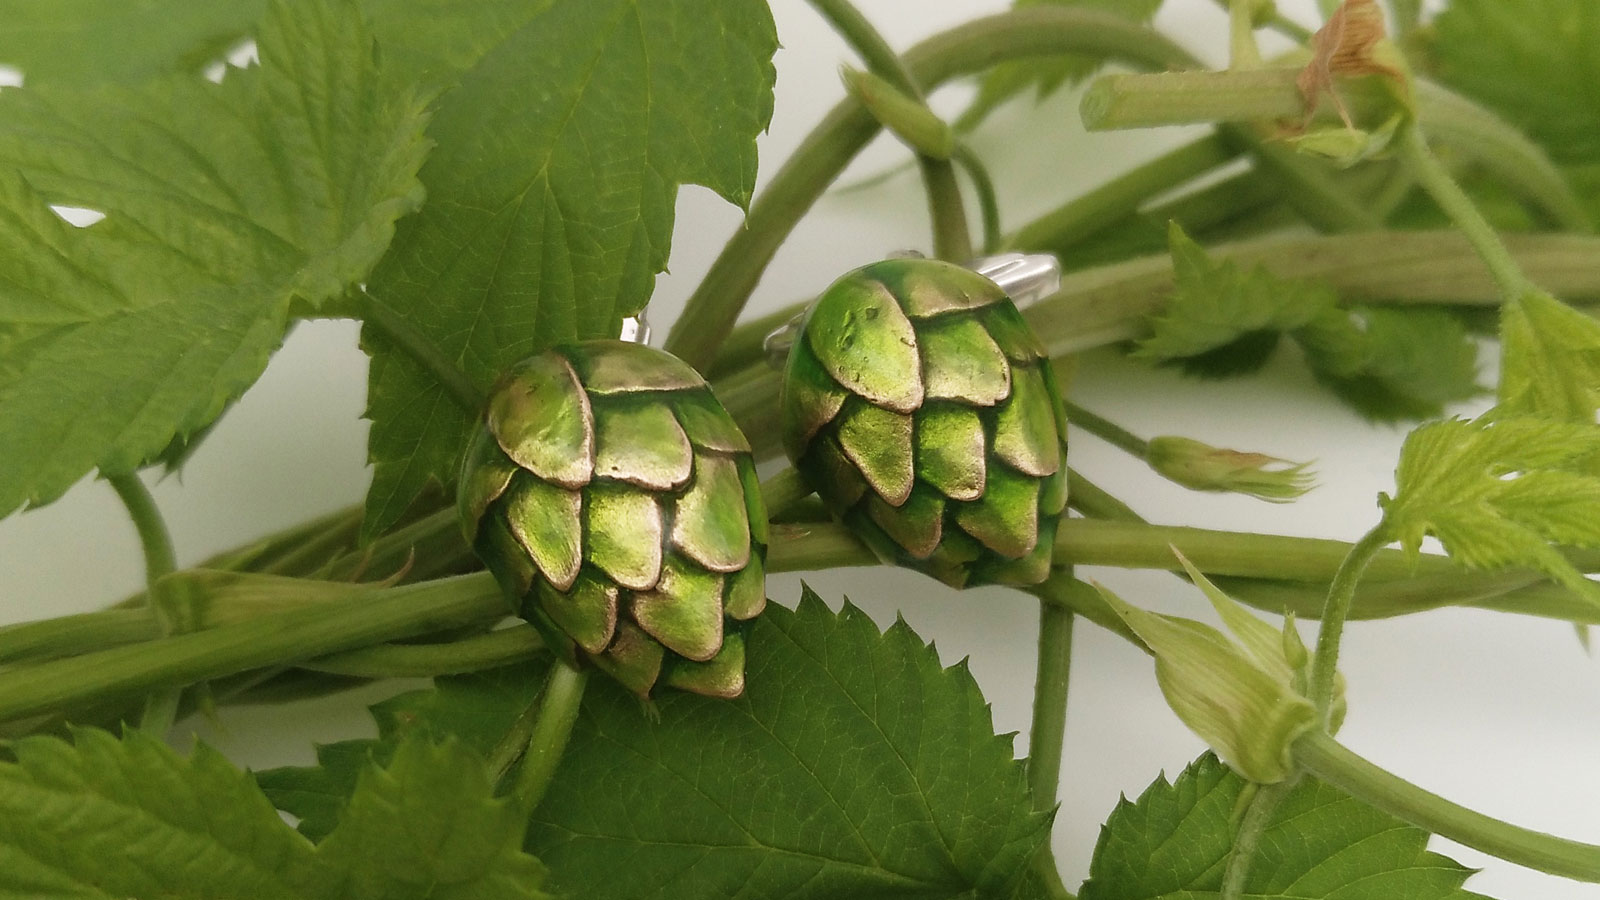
<box><xmin>261</xmin><ymin>591</ymin><xmax>1053</xmax><ymax>898</ymax></box>
<box><xmin>0</xmin><ymin>727</ymin><xmax>325</xmax><ymax>897</ymax></box>
<box><xmin>1433</xmin><ymin>0</ymin><xmax>1600</xmax><ymax>164</ymax></box>
<box><xmin>1295</xmin><ymin>305</ymin><xmax>1483</xmax><ymax>421</ymax></box>
<box><xmin>1078</xmin><ymin>753</ymin><xmax>1493</xmax><ymax>899</ymax></box>
<box><xmin>0</xmin><ymin>0</ymin><xmax>432</xmax><ymax>518</ymax></box>
<box><xmin>1134</xmin><ymin>223</ymin><xmax>1337</xmax><ymax>364</ymax></box>
<box><xmin>957</xmin><ymin>0</ymin><xmax>1166</xmax><ymax>130</ymax></box>
<box><xmin>1380</xmin><ymin>415</ymin><xmax>1600</xmax><ymax>609</ymax></box>
<box><xmin>0</xmin><ymin>727</ymin><xmax>550</xmax><ymax>898</ymax></box>
<box><xmin>358</xmin><ymin>0</ymin><xmax>778</xmax><ymax>537</ymax></box>
<box><xmin>316</xmin><ymin>737</ymin><xmax>551</xmax><ymax>900</ymax></box>
<box><xmin>0</xmin><ymin>0</ymin><xmax>265</xmax><ymax>86</ymax></box>
<box><xmin>1497</xmin><ymin>289</ymin><xmax>1600</xmax><ymax>422</ymax></box>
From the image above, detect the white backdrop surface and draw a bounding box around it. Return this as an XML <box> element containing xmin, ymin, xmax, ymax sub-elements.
<box><xmin>1</xmin><ymin>1</ymin><xmax>1596</xmax><ymax>896</ymax></box>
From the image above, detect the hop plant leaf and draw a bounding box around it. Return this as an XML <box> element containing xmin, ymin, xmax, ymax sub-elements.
<box><xmin>1497</xmin><ymin>288</ymin><xmax>1600</xmax><ymax>422</ymax></box>
<box><xmin>0</xmin><ymin>0</ymin><xmax>266</xmax><ymax>86</ymax></box>
<box><xmin>359</xmin><ymin>0</ymin><xmax>778</xmax><ymax>537</ymax></box>
<box><xmin>0</xmin><ymin>728</ymin><xmax>549</xmax><ymax>899</ymax></box>
<box><xmin>0</xmin><ymin>0</ymin><xmax>432</xmax><ymax>519</ymax></box>
<box><xmin>1380</xmin><ymin>415</ymin><xmax>1600</xmax><ymax>610</ymax></box>
<box><xmin>1139</xmin><ymin>224</ymin><xmax>1482</xmax><ymax>419</ymax></box>
<box><xmin>1078</xmin><ymin>753</ymin><xmax>1494</xmax><ymax>900</ymax></box>
<box><xmin>261</xmin><ymin>590</ymin><xmax>1054</xmax><ymax>899</ymax></box>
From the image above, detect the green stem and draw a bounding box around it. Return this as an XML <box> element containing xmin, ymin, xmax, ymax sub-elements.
<box><xmin>953</xmin><ymin>146</ymin><xmax>1002</xmax><ymax>253</ymax></box>
<box><xmin>664</xmin><ymin>6</ymin><xmax>1196</xmax><ymax>369</ymax></box>
<box><xmin>1080</xmin><ymin>69</ymin><xmax>1311</xmax><ymax>130</ymax></box>
<box><xmin>1396</xmin><ymin>123</ymin><xmax>1532</xmax><ymax>300</ymax></box>
<box><xmin>1295</xmin><ymin>730</ymin><xmax>1600</xmax><ymax>882</ymax></box>
<box><xmin>106</xmin><ymin>472</ymin><xmax>183</xmax><ymax>736</ymax></box>
<box><xmin>1066</xmin><ymin>469</ymin><xmax>1145</xmax><ymax>523</ymax></box>
<box><xmin>1245</xmin><ymin>137</ymin><xmax>1383</xmax><ymax>232</ymax></box>
<box><xmin>1027</xmin><ymin>572</ymin><xmax>1076</xmax><ymax>810</ymax></box>
<box><xmin>1005</xmin><ymin>133</ymin><xmax>1240</xmax><ymax>253</ymax></box>
<box><xmin>299</xmin><ymin>625</ymin><xmax>541</xmax><ymax>678</ymax></box>
<box><xmin>0</xmin><ymin>610</ymin><xmax>158</xmax><ymax>665</ymax></box>
<box><xmin>1227</xmin><ymin>0</ymin><xmax>1264</xmax><ymax>69</ymax></box>
<box><xmin>811</xmin><ymin>0</ymin><xmax>972</xmax><ymax>260</ymax></box>
<box><xmin>359</xmin><ymin>290</ymin><xmax>484</xmax><ymax>413</ymax></box>
<box><xmin>759</xmin><ymin>468</ymin><xmax>815</xmax><ymax>520</ymax></box>
<box><xmin>1222</xmin><ymin>779</ymin><xmax>1297</xmax><ymax>898</ymax></box>
<box><xmin>1308</xmin><ymin>524</ymin><xmax>1390</xmax><ymax>726</ymax></box>
<box><xmin>1062</xmin><ymin>400</ymin><xmax>1149</xmax><ymax>458</ymax></box>
<box><xmin>0</xmin><ymin>573</ymin><xmax>505</xmax><ymax>725</ymax></box>
<box><xmin>511</xmin><ymin>662</ymin><xmax>588</xmax><ymax>813</ymax></box>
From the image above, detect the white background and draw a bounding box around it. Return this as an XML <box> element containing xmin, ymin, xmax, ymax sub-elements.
<box><xmin>2</xmin><ymin>1</ymin><xmax>1598</xmax><ymax>896</ymax></box>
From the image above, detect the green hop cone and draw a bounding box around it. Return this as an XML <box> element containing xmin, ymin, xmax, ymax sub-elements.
<box><xmin>780</xmin><ymin>258</ymin><xmax>1069</xmax><ymax>587</ymax></box>
<box><xmin>458</xmin><ymin>340</ymin><xmax>768</xmax><ymax>699</ymax></box>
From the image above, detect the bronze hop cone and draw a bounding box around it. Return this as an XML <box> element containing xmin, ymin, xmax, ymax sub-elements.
<box><xmin>459</xmin><ymin>340</ymin><xmax>767</xmax><ymax>698</ymax></box>
<box><xmin>780</xmin><ymin>258</ymin><xmax>1068</xmax><ymax>587</ymax></box>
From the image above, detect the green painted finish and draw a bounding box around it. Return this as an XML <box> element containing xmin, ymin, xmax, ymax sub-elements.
<box><xmin>594</xmin><ymin>400</ymin><xmax>694</xmax><ymax>490</ymax></box>
<box><xmin>777</xmin><ymin>261</ymin><xmax>1069</xmax><ymax>588</ymax></box>
<box><xmin>916</xmin><ymin>404</ymin><xmax>987</xmax><ymax>502</ymax></box>
<box><xmin>585</xmin><ymin>484</ymin><xmax>664</xmax><ymax>591</ymax></box>
<box><xmin>992</xmin><ymin>365</ymin><xmax>1063</xmax><ymax>478</ymax></box>
<box><xmin>837</xmin><ymin>399</ymin><xmax>915</xmax><ymax>505</ymax></box>
<box><xmin>457</xmin><ymin>340</ymin><xmax>768</xmax><ymax>699</ymax></box>
<box><xmin>804</xmin><ymin>274</ymin><xmax>923</xmax><ymax>414</ymax></box>
<box><xmin>631</xmin><ymin>556</ymin><xmax>724</xmax><ymax>662</ymax></box>
<box><xmin>568</xmin><ymin>339</ymin><xmax>705</xmax><ymax>395</ymax></box>
<box><xmin>505</xmin><ymin>477</ymin><xmax>584</xmax><ymax>591</ymax></box>
<box><xmin>919</xmin><ymin>316</ymin><xmax>1011</xmax><ymax>405</ymax></box>
<box><xmin>488</xmin><ymin>352</ymin><xmax>593</xmax><ymax>488</ymax></box>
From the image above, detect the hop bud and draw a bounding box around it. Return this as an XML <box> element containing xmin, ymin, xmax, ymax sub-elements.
<box><xmin>458</xmin><ymin>340</ymin><xmax>767</xmax><ymax>699</ymax></box>
<box><xmin>1146</xmin><ymin>435</ymin><xmax>1314</xmax><ymax>503</ymax></box>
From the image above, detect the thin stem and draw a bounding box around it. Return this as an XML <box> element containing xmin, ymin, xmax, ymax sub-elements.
<box><xmin>953</xmin><ymin>146</ymin><xmax>1002</xmax><ymax>253</ymax></box>
<box><xmin>299</xmin><ymin>625</ymin><xmax>542</xmax><ymax>678</ymax></box>
<box><xmin>1027</xmin><ymin>572</ymin><xmax>1076</xmax><ymax>810</ymax></box>
<box><xmin>1062</xmin><ymin>400</ymin><xmax>1149</xmax><ymax>458</ymax></box>
<box><xmin>511</xmin><ymin>662</ymin><xmax>588</xmax><ymax>813</ymax></box>
<box><xmin>665</xmin><ymin>6</ymin><xmax>1196</xmax><ymax>369</ymax></box>
<box><xmin>806</xmin><ymin>0</ymin><xmax>969</xmax><ymax>260</ymax></box>
<box><xmin>107</xmin><ymin>472</ymin><xmax>183</xmax><ymax>736</ymax></box>
<box><xmin>1396</xmin><ymin>123</ymin><xmax>1532</xmax><ymax>300</ymax></box>
<box><xmin>1227</xmin><ymin>0</ymin><xmax>1264</xmax><ymax>69</ymax></box>
<box><xmin>1080</xmin><ymin>69</ymin><xmax>1312</xmax><ymax>130</ymax></box>
<box><xmin>759</xmin><ymin>468</ymin><xmax>815</xmax><ymax>520</ymax></box>
<box><xmin>1222</xmin><ymin>779</ymin><xmax>1297</xmax><ymax>898</ymax></box>
<box><xmin>1066</xmin><ymin>469</ymin><xmax>1146</xmax><ymax>523</ymax></box>
<box><xmin>1308</xmin><ymin>525</ymin><xmax>1389</xmax><ymax>726</ymax></box>
<box><xmin>359</xmin><ymin>290</ymin><xmax>484</xmax><ymax>413</ymax></box>
<box><xmin>1005</xmin><ymin>133</ymin><xmax>1240</xmax><ymax>253</ymax></box>
<box><xmin>1295</xmin><ymin>730</ymin><xmax>1600</xmax><ymax>882</ymax></box>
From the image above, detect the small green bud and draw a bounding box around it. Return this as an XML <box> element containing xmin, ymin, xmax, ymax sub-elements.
<box><xmin>1095</xmin><ymin>557</ymin><xmax>1333</xmax><ymax>784</ymax></box>
<box><xmin>1146</xmin><ymin>435</ymin><xmax>1314</xmax><ymax>503</ymax></box>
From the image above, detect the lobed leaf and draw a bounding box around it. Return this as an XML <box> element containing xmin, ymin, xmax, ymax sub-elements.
<box><xmin>1078</xmin><ymin>752</ymin><xmax>1494</xmax><ymax>900</ymax></box>
<box><xmin>1432</xmin><ymin>0</ymin><xmax>1600</xmax><ymax>165</ymax></box>
<box><xmin>358</xmin><ymin>0</ymin><xmax>778</xmax><ymax>538</ymax></box>
<box><xmin>1382</xmin><ymin>415</ymin><xmax>1600</xmax><ymax>608</ymax></box>
<box><xmin>1497</xmin><ymin>288</ymin><xmax>1600</xmax><ymax>422</ymax></box>
<box><xmin>260</xmin><ymin>590</ymin><xmax>1053</xmax><ymax>898</ymax></box>
<box><xmin>0</xmin><ymin>727</ymin><xmax>547</xmax><ymax>899</ymax></box>
<box><xmin>0</xmin><ymin>0</ymin><xmax>265</xmax><ymax>86</ymax></box>
<box><xmin>0</xmin><ymin>0</ymin><xmax>432</xmax><ymax>518</ymax></box>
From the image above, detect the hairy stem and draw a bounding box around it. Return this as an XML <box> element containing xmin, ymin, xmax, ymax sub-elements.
<box><xmin>1027</xmin><ymin>572</ymin><xmax>1077</xmax><ymax>811</ymax></box>
<box><xmin>953</xmin><ymin>146</ymin><xmax>1002</xmax><ymax>253</ymax></box>
<box><xmin>510</xmin><ymin>662</ymin><xmax>588</xmax><ymax>813</ymax></box>
<box><xmin>1222</xmin><ymin>779</ymin><xmax>1297</xmax><ymax>898</ymax></box>
<box><xmin>1062</xmin><ymin>400</ymin><xmax>1149</xmax><ymax>459</ymax></box>
<box><xmin>665</xmin><ymin>6</ymin><xmax>1196</xmax><ymax>369</ymax></box>
<box><xmin>1296</xmin><ymin>730</ymin><xmax>1600</xmax><ymax>882</ymax></box>
<box><xmin>1308</xmin><ymin>525</ymin><xmax>1390</xmax><ymax>726</ymax></box>
<box><xmin>107</xmin><ymin>472</ymin><xmax>183</xmax><ymax>736</ymax></box>
<box><xmin>300</xmin><ymin>625</ymin><xmax>541</xmax><ymax>678</ymax></box>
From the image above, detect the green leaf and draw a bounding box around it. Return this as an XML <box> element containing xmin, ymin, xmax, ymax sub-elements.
<box><xmin>0</xmin><ymin>0</ymin><xmax>432</xmax><ymax>518</ymax></box>
<box><xmin>1138</xmin><ymin>225</ymin><xmax>1481</xmax><ymax>420</ymax></box>
<box><xmin>1433</xmin><ymin>0</ymin><xmax>1600</xmax><ymax>164</ymax></box>
<box><xmin>317</xmin><ymin>737</ymin><xmax>551</xmax><ymax>899</ymax></box>
<box><xmin>358</xmin><ymin>0</ymin><xmax>778</xmax><ymax>537</ymax></box>
<box><xmin>958</xmin><ymin>0</ymin><xmax>1166</xmax><ymax>130</ymax></box>
<box><xmin>1078</xmin><ymin>753</ymin><xmax>1494</xmax><ymax>900</ymax></box>
<box><xmin>1498</xmin><ymin>289</ymin><xmax>1600</xmax><ymax>422</ymax></box>
<box><xmin>0</xmin><ymin>727</ymin><xmax>325</xmax><ymax>898</ymax></box>
<box><xmin>1295</xmin><ymin>305</ymin><xmax>1483</xmax><ymax>421</ymax></box>
<box><xmin>1135</xmin><ymin>224</ymin><xmax>1337</xmax><ymax>364</ymax></box>
<box><xmin>260</xmin><ymin>590</ymin><xmax>1052</xmax><ymax>898</ymax></box>
<box><xmin>0</xmin><ymin>728</ymin><xmax>548</xmax><ymax>899</ymax></box>
<box><xmin>0</xmin><ymin>0</ymin><xmax>266</xmax><ymax>86</ymax></box>
<box><xmin>1381</xmin><ymin>415</ymin><xmax>1600</xmax><ymax>609</ymax></box>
